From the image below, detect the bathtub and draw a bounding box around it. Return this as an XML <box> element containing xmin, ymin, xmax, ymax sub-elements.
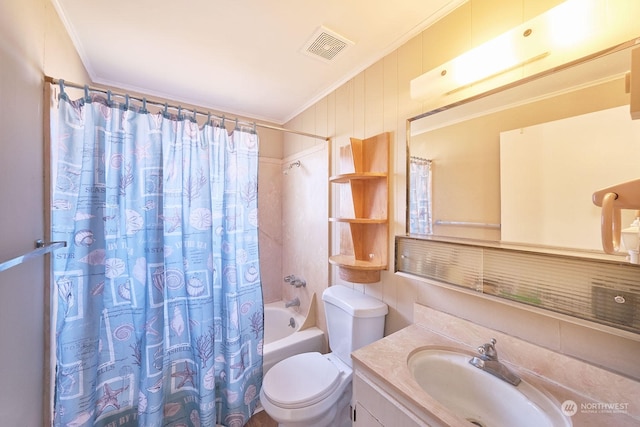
<box><xmin>262</xmin><ymin>301</ymin><xmax>325</xmax><ymax>374</ymax></box>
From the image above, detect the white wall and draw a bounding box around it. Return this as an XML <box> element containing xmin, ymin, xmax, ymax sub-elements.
<box><xmin>0</xmin><ymin>0</ymin><xmax>90</xmax><ymax>425</ymax></box>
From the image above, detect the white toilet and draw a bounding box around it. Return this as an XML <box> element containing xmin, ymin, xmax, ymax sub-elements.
<box><xmin>259</xmin><ymin>285</ymin><xmax>388</xmax><ymax>427</ymax></box>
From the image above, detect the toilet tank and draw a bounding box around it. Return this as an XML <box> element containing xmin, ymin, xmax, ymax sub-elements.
<box><xmin>322</xmin><ymin>285</ymin><xmax>388</xmax><ymax>366</ymax></box>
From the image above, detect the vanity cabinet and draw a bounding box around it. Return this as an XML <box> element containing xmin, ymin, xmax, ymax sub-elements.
<box><xmin>352</xmin><ymin>369</ymin><xmax>432</xmax><ymax>427</ymax></box>
<box><xmin>329</xmin><ymin>132</ymin><xmax>389</xmax><ymax>283</ymax></box>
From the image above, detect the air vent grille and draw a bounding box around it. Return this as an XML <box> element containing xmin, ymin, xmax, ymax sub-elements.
<box><xmin>302</xmin><ymin>26</ymin><xmax>353</xmax><ymax>62</ymax></box>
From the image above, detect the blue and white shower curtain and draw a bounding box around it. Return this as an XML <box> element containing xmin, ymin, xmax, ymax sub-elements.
<box><xmin>50</xmin><ymin>88</ymin><xmax>263</xmax><ymax>427</ymax></box>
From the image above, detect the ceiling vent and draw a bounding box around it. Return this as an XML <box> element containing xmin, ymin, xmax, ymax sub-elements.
<box><xmin>302</xmin><ymin>26</ymin><xmax>354</xmax><ymax>62</ymax></box>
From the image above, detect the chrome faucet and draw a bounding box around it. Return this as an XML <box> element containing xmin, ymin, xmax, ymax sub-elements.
<box><xmin>284</xmin><ymin>274</ymin><xmax>306</xmax><ymax>288</ymax></box>
<box><xmin>469</xmin><ymin>338</ymin><xmax>521</xmax><ymax>386</ymax></box>
<box><xmin>285</xmin><ymin>297</ymin><xmax>300</xmax><ymax>308</ymax></box>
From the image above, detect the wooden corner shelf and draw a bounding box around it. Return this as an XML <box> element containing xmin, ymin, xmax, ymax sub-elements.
<box><xmin>329</xmin><ymin>172</ymin><xmax>387</xmax><ymax>183</ymax></box>
<box><xmin>329</xmin><ymin>218</ymin><xmax>387</xmax><ymax>224</ymax></box>
<box><xmin>329</xmin><ymin>132</ymin><xmax>390</xmax><ymax>284</ymax></box>
<box><xmin>329</xmin><ymin>255</ymin><xmax>386</xmax><ymax>283</ymax></box>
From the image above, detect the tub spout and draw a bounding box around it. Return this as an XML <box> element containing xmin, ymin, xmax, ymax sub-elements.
<box><xmin>285</xmin><ymin>297</ymin><xmax>300</xmax><ymax>308</ymax></box>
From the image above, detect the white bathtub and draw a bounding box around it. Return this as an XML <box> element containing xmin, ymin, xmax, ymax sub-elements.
<box><xmin>262</xmin><ymin>301</ymin><xmax>325</xmax><ymax>374</ymax></box>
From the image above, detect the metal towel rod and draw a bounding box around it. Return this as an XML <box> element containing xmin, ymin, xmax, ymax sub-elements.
<box><xmin>0</xmin><ymin>240</ymin><xmax>67</xmax><ymax>273</ymax></box>
<box><xmin>435</xmin><ymin>220</ymin><xmax>501</xmax><ymax>229</ymax></box>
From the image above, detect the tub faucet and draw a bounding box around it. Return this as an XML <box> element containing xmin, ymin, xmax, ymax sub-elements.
<box><xmin>284</xmin><ymin>275</ymin><xmax>306</xmax><ymax>288</ymax></box>
<box><xmin>285</xmin><ymin>297</ymin><xmax>300</xmax><ymax>308</ymax></box>
<box><xmin>469</xmin><ymin>338</ymin><xmax>521</xmax><ymax>386</ymax></box>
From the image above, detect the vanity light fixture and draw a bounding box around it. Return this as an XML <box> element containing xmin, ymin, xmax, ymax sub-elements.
<box><xmin>410</xmin><ymin>0</ymin><xmax>636</xmax><ymax>102</ymax></box>
<box><xmin>445</xmin><ymin>27</ymin><xmax>549</xmax><ymax>95</ymax></box>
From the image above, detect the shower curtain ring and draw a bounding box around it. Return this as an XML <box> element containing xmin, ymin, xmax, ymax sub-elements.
<box><xmin>58</xmin><ymin>79</ymin><xmax>68</xmax><ymax>101</ymax></box>
<box><xmin>84</xmin><ymin>85</ymin><xmax>90</xmax><ymax>102</ymax></box>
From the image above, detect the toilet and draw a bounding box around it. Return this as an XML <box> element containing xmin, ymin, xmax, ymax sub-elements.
<box><xmin>259</xmin><ymin>285</ymin><xmax>388</xmax><ymax>427</ymax></box>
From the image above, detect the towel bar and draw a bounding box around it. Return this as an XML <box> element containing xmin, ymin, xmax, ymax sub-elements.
<box><xmin>0</xmin><ymin>240</ymin><xmax>67</xmax><ymax>273</ymax></box>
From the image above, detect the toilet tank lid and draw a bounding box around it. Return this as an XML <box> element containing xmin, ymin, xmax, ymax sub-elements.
<box><xmin>322</xmin><ymin>285</ymin><xmax>388</xmax><ymax>318</ymax></box>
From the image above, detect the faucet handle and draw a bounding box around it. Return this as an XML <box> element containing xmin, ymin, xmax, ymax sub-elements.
<box><xmin>477</xmin><ymin>338</ymin><xmax>498</xmax><ymax>360</ymax></box>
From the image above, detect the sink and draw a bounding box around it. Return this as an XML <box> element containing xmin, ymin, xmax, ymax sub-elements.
<box><xmin>408</xmin><ymin>348</ymin><xmax>571</xmax><ymax>427</ymax></box>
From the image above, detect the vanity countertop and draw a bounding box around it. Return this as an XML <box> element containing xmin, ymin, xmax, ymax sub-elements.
<box><xmin>352</xmin><ymin>324</ymin><xmax>478</xmax><ymax>426</ymax></box>
<box><xmin>351</xmin><ymin>305</ymin><xmax>640</xmax><ymax>427</ymax></box>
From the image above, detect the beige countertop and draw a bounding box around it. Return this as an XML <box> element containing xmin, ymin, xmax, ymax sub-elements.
<box><xmin>351</xmin><ymin>305</ymin><xmax>640</xmax><ymax>427</ymax></box>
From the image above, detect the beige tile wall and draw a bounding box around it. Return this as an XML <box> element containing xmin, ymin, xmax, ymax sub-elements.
<box><xmin>280</xmin><ymin>0</ymin><xmax>640</xmax><ymax>382</ymax></box>
<box><xmin>258</xmin><ymin>157</ymin><xmax>284</xmax><ymax>304</ymax></box>
<box><xmin>281</xmin><ymin>144</ymin><xmax>329</xmax><ymax>331</ymax></box>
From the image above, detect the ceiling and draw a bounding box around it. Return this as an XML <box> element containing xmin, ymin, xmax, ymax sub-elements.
<box><xmin>52</xmin><ymin>0</ymin><xmax>464</xmax><ymax>124</ymax></box>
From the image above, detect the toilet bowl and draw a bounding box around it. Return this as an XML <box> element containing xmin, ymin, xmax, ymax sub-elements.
<box><xmin>260</xmin><ymin>352</ymin><xmax>352</xmax><ymax>427</ymax></box>
<box><xmin>259</xmin><ymin>285</ymin><xmax>388</xmax><ymax>427</ymax></box>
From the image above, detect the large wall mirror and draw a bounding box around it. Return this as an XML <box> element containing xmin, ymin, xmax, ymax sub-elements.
<box><xmin>407</xmin><ymin>38</ymin><xmax>640</xmax><ymax>262</ymax></box>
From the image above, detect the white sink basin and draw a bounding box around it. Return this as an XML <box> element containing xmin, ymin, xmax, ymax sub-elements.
<box><xmin>408</xmin><ymin>348</ymin><xmax>571</xmax><ymax>427</ymax></box>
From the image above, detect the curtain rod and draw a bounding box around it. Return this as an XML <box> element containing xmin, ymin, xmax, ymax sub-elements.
<box><xmin>44</xmin><ymin>76</ymin><xmax>330</xmax><ymax>142</ymax></box>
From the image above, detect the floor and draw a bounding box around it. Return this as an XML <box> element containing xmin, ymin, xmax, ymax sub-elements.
<box><xmin>246</xmin><ymin>410</ymin><xmax>277</xmax><ymax>427</ymax></box>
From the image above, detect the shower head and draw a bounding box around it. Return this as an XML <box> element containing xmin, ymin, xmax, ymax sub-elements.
<box><xmin>283</xmin><ymin>160</ymin><xmax>301</xmax><ymax>175</ymax></box>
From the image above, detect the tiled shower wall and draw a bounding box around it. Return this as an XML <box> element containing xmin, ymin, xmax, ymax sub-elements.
<box><xmin>258</xmin><ymin>144</ymin><xmax>329</xmax><ymax>334</ymax></box>
<box><xmin>258</xmin><ymin>157</ymin><xmax>283</xmax><ymax>304</ymax></box>
<box><xmin>281</xmin><ymin>145</ymin><xmax>329</xmax><ymax>333</ymax></box>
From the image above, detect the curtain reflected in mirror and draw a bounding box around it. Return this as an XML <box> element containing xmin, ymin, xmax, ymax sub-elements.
<box><xmin>409</xmin><ymin>156</ymin><xmax>432</xmax><ymax>235</ymax></box>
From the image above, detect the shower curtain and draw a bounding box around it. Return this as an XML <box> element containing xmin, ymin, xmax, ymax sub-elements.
<box><xmin>50</xmin><ymin>87</ymin><xmax>263</xmax><ymax>427</ymax></box>
<box><xmin>409</xmin><ymin>156</ymin><xmax>432</xmax><ymax>235</ymax></box>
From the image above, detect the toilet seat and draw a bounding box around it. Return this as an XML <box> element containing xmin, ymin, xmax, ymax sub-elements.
<box><xmin>262</xmin><ymin>352</ymin><xmax>341</xmax><ymax>409</ymax></box>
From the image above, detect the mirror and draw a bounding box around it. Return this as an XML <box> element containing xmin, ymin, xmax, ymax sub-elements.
<box><xmin>407</xmin><ymin>38</ymin><xmax>640</xmax><ymax>260</ymax></box>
